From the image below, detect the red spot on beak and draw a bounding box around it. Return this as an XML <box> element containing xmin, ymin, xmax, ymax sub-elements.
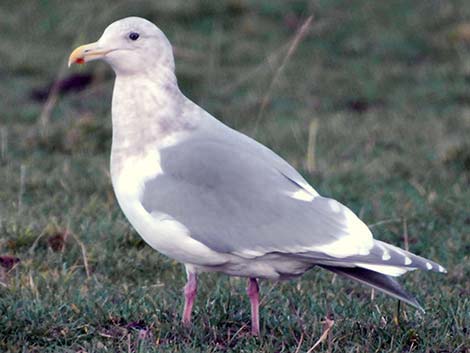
<box><xmin>76</xmin><ymin>58</ymin><xmax>85</xmax><ymax>64</ymax></box>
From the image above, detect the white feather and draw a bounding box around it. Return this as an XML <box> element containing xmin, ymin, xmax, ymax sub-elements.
<box><xmin>355</xmin><ymin>263</ymin><xmax>413</xmax><ymax>277</ymax></box>
<box><xmin>287</xmin><ymin>189</ymin><xmax>316</xmax><ymax>202</ymax></box>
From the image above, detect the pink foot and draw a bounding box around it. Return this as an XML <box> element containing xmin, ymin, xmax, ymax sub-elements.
<box><xmin>182</xmin><ymin>272</ymin><xmax>197</xmax><ymax>326</ymax></box>
<box><xmin>246</xmin><ymin>277</ymin><xmax>260</xmax><ymax>336</ymax></box>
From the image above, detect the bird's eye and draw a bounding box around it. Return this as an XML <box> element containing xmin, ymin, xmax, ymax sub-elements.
<box><xmin>128</xmin><ymin>32</ymin><xmax>140</xmax><ymax>41</ymax></box>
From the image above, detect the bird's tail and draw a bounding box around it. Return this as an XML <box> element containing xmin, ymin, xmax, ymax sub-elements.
<box><xmin>319</xmin><ymin>265</ymin><xmax>425</xmax><ymax>312</ymax></box>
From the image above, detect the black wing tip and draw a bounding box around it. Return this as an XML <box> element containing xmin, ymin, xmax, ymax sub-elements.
<box><xmin>402</xmin><ymin>297</ymin><xmax>425</xmax><ymax>313</ymax></box>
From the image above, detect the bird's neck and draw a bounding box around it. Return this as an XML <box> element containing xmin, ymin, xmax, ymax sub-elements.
<box><xmin>111</xmin><ymin>68</ymin><xmax>194</xmax><ymax>145</ymax></box>
<box><xmin>110</xmin><ymin>67</ymin><xmax>200</xmax><ymax>176</ymax></box>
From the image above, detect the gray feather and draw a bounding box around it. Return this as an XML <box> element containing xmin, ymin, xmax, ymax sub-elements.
<box><xmin>320</xmin><ymin>265</ymin><xmax>425</xmax><ymax>311</ymax></box>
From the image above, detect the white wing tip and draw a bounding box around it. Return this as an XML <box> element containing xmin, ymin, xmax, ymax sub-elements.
<box><xmin>382</xmin><ymin>252</ymin><xmax>391</xmax><ymax>261</ymax></box>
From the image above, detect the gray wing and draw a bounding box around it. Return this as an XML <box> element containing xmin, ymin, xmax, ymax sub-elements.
<box><xmin>141</xmin><ymin>130</ymin><xmax>374</xmax><ymax>258</ymax></box>
<box><xmin>224</xmin><ymin>123</ymin><xmax>319</xmax><ymax>197</ymax></box>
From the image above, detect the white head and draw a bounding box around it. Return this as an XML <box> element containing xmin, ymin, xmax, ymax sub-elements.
<box><xmin>69</xmin><ymin>17</ymin><xmax>174</xmax><ymax>76</ymax></box>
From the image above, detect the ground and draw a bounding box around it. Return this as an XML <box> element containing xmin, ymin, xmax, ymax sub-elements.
<box><xmin>0</xmin><ymin>1</ymin><xmax>469</xmax><ymax>352</ymax></box>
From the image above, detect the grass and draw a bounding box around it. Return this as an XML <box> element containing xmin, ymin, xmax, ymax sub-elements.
<box><xmin>1</xmin><ymin>0</ymin><xmax>469</xmax><ymax>352</ymax></box>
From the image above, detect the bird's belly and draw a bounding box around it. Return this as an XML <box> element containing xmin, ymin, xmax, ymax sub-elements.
<box><xmin>195</xmin><ymin>253</ymin><xmax>314</xmax><ymax>279</ymax></box>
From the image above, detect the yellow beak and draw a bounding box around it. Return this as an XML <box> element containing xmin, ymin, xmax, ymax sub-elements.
<box><xmin>68</xmin><ymin>42</ymin><xmax>110</xmax><ymax>67</ymax></box>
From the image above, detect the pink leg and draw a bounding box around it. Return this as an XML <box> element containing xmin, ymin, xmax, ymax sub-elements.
<box><xmin>182</xmin><ymin>272</ymin><xmax>197</xmax><ymax>326</ymax></box>
<box><xmin>246</xmin><ymin>277</ymin><xmax>260</xmax><ymax>336</ymax></box>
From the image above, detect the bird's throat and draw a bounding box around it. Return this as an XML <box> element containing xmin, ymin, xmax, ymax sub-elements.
<box><xmin>110</xmin><ymin>73</ymin><xmax>197</xmax><ymax>176</ymax></box>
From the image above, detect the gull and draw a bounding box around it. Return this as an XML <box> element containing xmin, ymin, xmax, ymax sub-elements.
<box><xmin>69</xmin><ymin>17</ymin><xmax>446</xmax><ymax>336</ymax></box>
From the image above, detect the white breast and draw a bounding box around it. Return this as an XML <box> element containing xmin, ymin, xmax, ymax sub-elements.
<box><xmin>112</xmin><ymin>148</ymin><xmax>162</xmax><ymax>201</ymax></box>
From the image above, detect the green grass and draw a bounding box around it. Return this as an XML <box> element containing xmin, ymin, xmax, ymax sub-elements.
<box><xmin>1</xmin><ymin>0</ymin><xmax>470</xmax><ymax>352</ymax></box>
